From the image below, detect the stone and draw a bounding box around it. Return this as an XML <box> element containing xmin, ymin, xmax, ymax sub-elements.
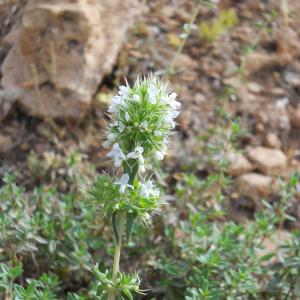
<box><xmin>0</xmin><ymin>134</ymin><xmax>13</xmax><ymax>153</ymax></box>
<box><xmin>1</xmin><ymin>0</ymin><xmax>139</xmax><ymax>120</ymax></box>
<box><xmin>257</xmin><ymin>230</ymin><xmax>290</xmax><ymax>264</ymax></box>
<box><xmin>0</xmin><ymin>88</ymin><xmax>19</xmax><ymax>122</ymax></box>
<box><xmin>247</xmin><ymin>147</ymin><xmax>287</xmax><ymax>176</ymax></box>
<box><xmin>289</xmin><ymin>104</ymin><xmax>300</xmax><ymax>129</ymax></box>
<box><xmin>284</xmin><ymin>71</ymin><xmax>300</xmax><ymax>88</ymax></box>
<box><xmin>228</xmin><ymin>153</ymin><xmax>254</xmax><ymax>176</ymax></box>
<box><xmin>237</xmin><ymin>173</ymin><xmax>274</xmax><ymax>200</ymax></box>
<box><xmin>243</xmin><ymin>52</ymin><xmax>291</xmax><ymax>76</ymax></box>
<box><xmin>264</xmin><ymin>133</ymin><xmax>281</xmax><ymax>149</ymax></box>
<box><xmin>248</xmin><ymin>82</ymin><xmax>263</xmax><ymax>94</ymax></box>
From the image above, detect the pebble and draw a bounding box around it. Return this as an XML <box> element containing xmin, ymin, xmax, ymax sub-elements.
<box><xmin>289</xmin><ymin>104</ymin><xmax>300</xmax><ymax>128</ymax></box>
<box><xmin>237</xmin><ymin>173</ymin><xmax>274</xmax><ymax>200</ymax></box>
<box><xmin>0</xmin><ymin>134</ymin><xmax>13</xmax><ymax>153</ymax></box>
<box><xmin>247</xmin><ymin>146</ymin><xmax>287</xmax><ymax>176</ymax></box>
<box><xmin>228</xmin><ymin>153</ymin><xmax>254</xmax><ymax>176</ymax></box>
<box><xmin>264</xmin><ymin>133</ymin><xmax>281</xmax><ymax>149</ymax></box>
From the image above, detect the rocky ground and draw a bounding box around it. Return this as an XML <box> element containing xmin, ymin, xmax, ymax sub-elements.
<box><xmin>1</xmin><ymin>0</ymin><xmax>300</xmax><ymax>224</ymax></box>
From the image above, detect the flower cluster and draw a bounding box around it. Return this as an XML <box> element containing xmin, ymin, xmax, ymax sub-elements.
<box><xmin>89</xmin><ymin>76</ymin><xmax>180</xmax><ymax>224</ymax></box>
<box><xmin>104</xmin><ymin>76</ymin><xmax>181</xmax><ymax>175</ymax></box>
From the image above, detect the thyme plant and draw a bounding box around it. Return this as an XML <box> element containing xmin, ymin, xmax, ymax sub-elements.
<box><xmin>88</xmin><ymin>76</ymin><xmax>181</xmax><ymax>299</ymax></box>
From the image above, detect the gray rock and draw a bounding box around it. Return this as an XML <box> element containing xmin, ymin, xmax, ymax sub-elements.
<box><xmin>1</xmin><ymin>0</ymin><xmax>139</xmax><ymax>120</ymax></box>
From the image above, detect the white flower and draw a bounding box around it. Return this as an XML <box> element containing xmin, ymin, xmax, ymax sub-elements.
<box><xmin>154</xmin><ymin>150</ymin><xmax>164</xmax><ymax>160</ymax></box>
<box><xmin>127</xmin><ymin>146</ymin><xmax>144</xmax><ymax>164</ymax></box>
<box><xmin>140</xmin><ymin>180</ymin><xmax>160</xmax><ymax>197</ymax></box>
<box><xmin>133</xmin><ymin>94</ymin><xmax>140</xmax><ymax>102</ymax></box>
<box><xmin>140</xmin><ymin>120</ymin><xmax>148</xmax><ymax>130</ymax></box>
<box><xmin>115</xmin><ymin>173</ymin><xmax>132</xmax><ymax>193</ymax></box>
<box><xmin>167</xmin><ymin>92</ymin><xmax>181</xmax><ymax>110</ymax></box>
<box><xmin>107</xmin><ymin>143</ymin><xmax>126</xmax><ymax>167</ymax></box>
<box><xmin>148</xmin><ymin>84</ymin><xmax>157</xmax><ymax>104</ymax></box>
<box><xmin>154</xmin><ymin>144</ymin><xmax>167</xmax><ymax>160</ymax></box>
<box><xmin>179</xmin><ymin>32</ymin><xmax>188</xmax><ymax>39</ymax></box>
<box><xmin>118</xmin><ymin>122</ymin><xmax>125</xmax><ymax>132</ymax></box>
<box><xmin>103</xmin><ymin>132</ymin><xmax>117</xmax><ymax>149</ymax></box>
<box><xmin>118</xmin><ymin>85</ymin><xmax>130</xmax><ymax>98</ymax></box>
<box><xmin>154</xmin><ymin>130</ymin><xmax>162</xmax><ymax>137</ymax></box>
<box><xmin>164</xmin><ymin>110</ymin><xmax>180</xmax><ymax>128</ymax></box>
<box><xmin>108</xmin><ymin>96</ymin><xmax>122</xmax><ymax>114</ymax></box>
<box><xmin>125</xmin><ymin>112</ymin><xmax>130</xmax><ymax>122</ymax></box>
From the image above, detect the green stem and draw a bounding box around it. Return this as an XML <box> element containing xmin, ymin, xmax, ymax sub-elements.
<box><xmin>108</xmin><ymin>163</ymin><xmax>138</xmax><ymax>300</ymax></box>
<box><xmin>108</xmin><ymin>212</ymin><xmax>126</xmax><ymax>300</ymax></box>
<box><xmin>167</xmin><ymin>2</ymin><xmax>202</xmax><ymax>75</ymax></box>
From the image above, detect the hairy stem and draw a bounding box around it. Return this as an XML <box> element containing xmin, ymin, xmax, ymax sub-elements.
<box><xmin>108</xmin><ymin>164</ymin><xmax>137</xmax><ymax>300</ymax></box>
<box><xmin>167</xmin><ymin>2</ymin><xmax>202</xmax><ymax>75</ymax></box>
<box><xmin>108</xmin><ymin>211</ymin><xmax>126</xmax><ymax>300</ymax></box>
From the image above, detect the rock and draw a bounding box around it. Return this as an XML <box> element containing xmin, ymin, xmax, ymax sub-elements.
<box><xmin>237</xmin><ymin>173</ymin><xmax>274</xmax><ymax>200</ymax></box>
<box><xmin>248</xmin><ymin>82</ymin><xmax>263</xmax><ymax>94</ymax></box>
<box><xmin>289</xmin><ymin>104</ymin><xmax>300</xmax><ymax>128</ymax></box>
<box><xmin>0</xmin><ymin>134</ymin><xmax>13</xmax><ymax>152</ymax></box>
<box><xmin>257</xmin><ymin>230</ymin><xmax>290</xmax><ymax>264</ymax></box>
<box><xmin>243</xmin><ymin>52</ymin><xmax>291</xmax><ymax>76</ymax></box>
<box><xmin>247</xmin><ymin>147</ymin><xmax>287</xmax><ymax>176</ymax></box>
<box><xmin>264</xmin><ymin>133</ymin><xmax>282</xmax><ymax>149</ymax></box>
<box><xmin>228</xmin><ymin>153</ymin><xmax>254</xmax><ymax>176</ymax></box>
<box><xmin>0</xmin><ymin>88</ymin><xmax>19</xmax><ymax>122</ymax></box>
<box><xmin>1</xmin><ymin>0</ymin><xmax>139</xmax><ymax>120</ymax></box>
<box><xmin>284</xmin><ymin>71</ymin><xmax>300</xmax><ymax>88</ymax></box>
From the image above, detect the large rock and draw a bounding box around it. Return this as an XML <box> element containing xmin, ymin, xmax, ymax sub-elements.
<box><xmin>237</xmin><ymin>173</ymin><xmax>274</xmax><ymax>201</ymax></box>
<box><xmin>247</xmin><ymin>146</ymin><xmax>287</xmax><ymax>176</ymax></box>
<box><xmin>228</xmin><ymin>153</ymin><xmax>254</xmax><ymax>176</ymax></box>
<box><xmin>1</xmin><ymin>0</ymin><xmax>138</xmax><ymax>120</ymax></box>
<box><xmin>289</xmin><ymin>104</ymin><xmax>300</xmax><ymax>129</ymax></box>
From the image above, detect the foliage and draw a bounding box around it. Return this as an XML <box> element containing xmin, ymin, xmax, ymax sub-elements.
<box><xmin>0</xmin><ymin>172</ymin><xmax>106</xmax><ymax>298</ymax></box>
<box><xmin>199</xmin><ymin>9</ymin><xmax>238</xmax><ymax>42</ymax></box>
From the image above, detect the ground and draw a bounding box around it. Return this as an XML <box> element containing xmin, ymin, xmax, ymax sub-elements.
<box><xmin>0</xmin><ymin>0</ymin><xmax>300</xmax><ymax>298</ymax></box>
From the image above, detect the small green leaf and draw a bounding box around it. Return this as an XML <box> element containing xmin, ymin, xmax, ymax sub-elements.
<box><xmin>122</xmin><ymin>288</ymin><xmax>133</xmax><ymax>300</ymax></box>
<box><xmin>112</xmin><ymin>212</ymin><xmax>119</xmax><ymax>244</ymax></box>
<box><xmin>260</xmin><ymin>253</ymin><xmax>275</xmax><ymax>262</ymax></box>
<box><xmin>126</xmin><ymin>213</ymin><xmax>136</xmax><ymax>243</ymax></box>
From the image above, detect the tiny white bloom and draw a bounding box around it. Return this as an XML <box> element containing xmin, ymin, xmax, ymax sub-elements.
<box><xmin>167</xmin><ymin>92</ymin><xmax>181</xmax><ymax>110</ymax></box>
<box><xmin>154</xmin><ymin>130</ymin><xmax>162</xmax><ymax>137</ymax></box>
<box><xmin>103</xmin><ymin>132</ymin><xmax>117</xmax><ymax>149</ymax></box>
<box><xmin>127</xmin><ymin>146</ymin><xmax>144</xmax><ymax>164</ymax></box>
<box><xmin>115</xmin><ymin>173</ymin><xmax>132</xmax><ymax>193</ymax></box>
<box><xmin>140</xmin><ymin>180</ymin><xmax>160</xmax><ymax>197</ymax></box>
<box><xmin>139</xmin><ymin>164</ymin><xmax>146</xmax><ymax>173</ymax></box>
<box><xmin>164</xmin><ymin>110</ymin><xmax>180</xmax><ymax>128</ymax></box>
<box><xmin>107</xmin><ymin>143</ymin><xmax>126</xmax><ymax>167</ymax></box>
<box><xmin>118</xmin><ymin>85</ymin><xmax>130</xmax><ymax>98</ymax></box>
<box><xmin>148</xmin><ymin>84</ymin><xmax>157</xmax><ymax>104</ymax></box>
<box><xmin>108</xmin><ymin>96</ymin><xmax>122</xmax><ymax>114</ymax></box>
<box><xmin>154</xmin><ymin>145</ymin><xmax>167</xmax><ymax>160</ymax></box>
<box><xmin>140</xmin><ymin>120</ymin><xmax>148</xmax><ymax>130</ymax></box>
<box><xmin>107</xmin><ymin>132</ymin><xmax>117</xmax><ymax>141</ymax></box>
<box><xmin>133</xmin><ymin>94</ymin><xmax>140</xmax><ymax>102</ymax></box>
<box><xmin>179</xmin><ymin>33</ymin><xmax>188</xmax><ymax>39</ymax></box>
<box><xmin>118</xmin><ymin>122</ymin><xmax>125</xmax><ymax>132</ymax></box>
<box><xmin>154</xmin><ymin>150</ymin><xmax>164</xmax><ymax>160</ymax></box>
<box><xmin>111</xmin><ymin>121</ymin><xmax>119</xmax><ymax>127</ymax></box>
<box><xmin>125</xmin><ymin>112</ymin><xmax>130</xmax><ymax>122</ymax></box>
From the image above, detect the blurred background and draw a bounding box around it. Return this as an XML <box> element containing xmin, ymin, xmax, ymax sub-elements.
<box><xmin>0</xmin><ymin>0</ymin><xmax>300</xmax><ymax>299</ymax></box>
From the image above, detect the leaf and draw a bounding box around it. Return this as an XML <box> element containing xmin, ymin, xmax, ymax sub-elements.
<box><xmin>112</xmin><ymin>212</ymin><xmax>119</xmax><ymax>244</ymax></box>
<box><xmin>260</xmin><ymin>253</ymin><xmax>275</xmax><ymax>262</ymax></box>
<box><xmin>122</xmin><ymin>288</ymin><xmax>133</xmax><ymax>300</ymax></box>
<box><xmin>126</xmin><ymin>213</ymin><xmax>136</xmax><ymax>243</ymax></box>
